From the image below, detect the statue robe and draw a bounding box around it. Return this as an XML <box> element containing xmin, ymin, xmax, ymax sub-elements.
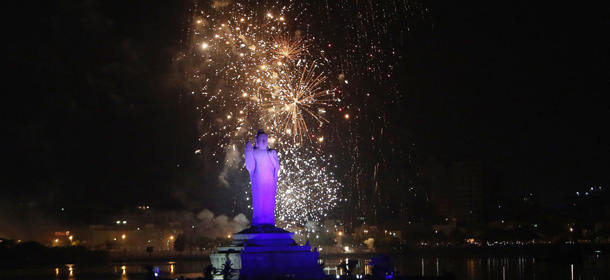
<box><xmin>247</xmin><ymin>148</ymin><xmax>278</xmax><ymax>226</ymax></box>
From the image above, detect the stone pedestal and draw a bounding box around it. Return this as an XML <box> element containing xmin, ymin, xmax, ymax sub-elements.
<box><xmin>210</xmin><ymin>226</ymin><xmax>324</xmax><ymax>280</ymax></box>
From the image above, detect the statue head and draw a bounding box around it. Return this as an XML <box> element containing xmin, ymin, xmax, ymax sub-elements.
<box><xmin>255</xmin><ymin>129</ymin><xmax>269</xmax><ymax>148</ymax></box>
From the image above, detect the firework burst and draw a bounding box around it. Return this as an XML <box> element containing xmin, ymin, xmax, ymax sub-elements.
<box><xmin>182</xmin><ymin>2</ymin><xmax>341</xmax><ymax>225</ymax></box>
<box><xmin>271</xmin><ymin>33</ymin><xmax>308</xmax><ymax>62</ymax></box>
<box><xmin>276</xmin><ymin>147</ymin><xmax>339</xmax><ymax>225</ymax></box>
<box><xmin>264</xmin><ymin>62</ymin><xmax>335</xmax><ymax>142</ymax></box>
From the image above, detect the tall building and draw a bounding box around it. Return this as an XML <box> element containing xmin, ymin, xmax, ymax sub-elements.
<box><xmin>418</xmin><ymin>160</ymin><xmax>484</xmax><ymax>225</ymax></box>
<box><xmin>417</xmin><ymin>161</ymin><xmax>452</xmax><ymax>219</ymax></box>
<box><xmin>452</xmin><ymin>161</ymin><xmax>483</xmax><ymax>225</ymax></box>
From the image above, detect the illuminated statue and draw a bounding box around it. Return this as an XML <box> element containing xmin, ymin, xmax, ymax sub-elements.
<box><xmin>245</xmin><ymin>129</ymin><xmax>280</xmax><ymax>226</ymax></box>
<box><xmin>212</xmin><ymin>129</ymin><xmax>324</xmax><ymax>280</ymax></box>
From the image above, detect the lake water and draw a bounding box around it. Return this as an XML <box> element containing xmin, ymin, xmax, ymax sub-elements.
<box><xmin>1</xmin><ymin>253</ymin><xmax>609</xmax><ymax>280</ymax></box>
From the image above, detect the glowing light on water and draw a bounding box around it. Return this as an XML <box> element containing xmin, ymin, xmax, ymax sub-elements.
<box><xmin>67</xmin><ymin>264</ymin><xmax>74</xmax><ymax>276</ymax></box>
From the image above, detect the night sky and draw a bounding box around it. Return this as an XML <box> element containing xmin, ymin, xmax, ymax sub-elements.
<box><xmin>2</xmin><ymin>0</ymin><xmax>609</xmax><ymax>226</ymax></box>
<box><xmin>400</xmin><ymin>1</ymin><xmax>610</xmax><ymax>204</ymax></box>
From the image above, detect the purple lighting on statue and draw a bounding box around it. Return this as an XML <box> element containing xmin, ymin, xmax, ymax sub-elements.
<box><xmin>245</xmin><ymin>130</ymin><xmax>280</xmax><ymax>226</ymax></box>
<box><xmin>211</xmin><ymin>128</ymin><xmax>325</xmax><ymax>279</ymax></box>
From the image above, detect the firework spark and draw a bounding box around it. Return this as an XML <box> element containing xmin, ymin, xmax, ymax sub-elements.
<box><xmin>264</xmin><ymin>62</ymin><xmax>335</xmax><ymax>142</ymax></box>
<box><xmin>276</xmin><ymin>147</ymin><xmax>339</xmax><ymax>225</ymax></box>
<box><xmin>271</xmin><ymin>33</ymin><xmax>308</xmax><ymax>62</ymax></box>
<box><xmin>181</xmin><ymin>0</ymin><xmax>422</xmax><ymax>225</ymax></box>
<box><xmin>182</xmin><ymin>2</ymin><xmax>341</xmax><ymax>225</ymax></box>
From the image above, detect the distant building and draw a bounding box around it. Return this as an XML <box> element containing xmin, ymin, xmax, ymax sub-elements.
<box><xmin>452</xmin><ymin>161</ymin><xmax>483</xmax><ymax>225</ymax></box>
<box><xmin>418</xmin><ymin>160</ymin><xmax>484</xmax><ymax>225</ymax></box>
<box><xmin>417</xmin><ymin>161</ymin><xmax>452</xmax><ymax>219</ymax></box>
<box><xmin>86</xmin><ymin>224</ymin><xmax>183</xmax><ymax>252</ymax></box>
<box><xmin>324</xmin><ymin>219</ymin><xmax>345</xmax><ymax>234</ymax></box>
<box><xmin>353</xmin><ymin>223</ymin><xmax>378</xmax><ymax>238</ymax></box>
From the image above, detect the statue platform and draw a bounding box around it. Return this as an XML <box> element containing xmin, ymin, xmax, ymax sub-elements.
<box><xmin>210</xmin><ymin>225</ymin><xmax>325</xmax><ymax>280</ymax></box>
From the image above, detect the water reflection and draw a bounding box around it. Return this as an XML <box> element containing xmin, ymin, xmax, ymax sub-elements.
<box><xmin>465</xmin><ymin>258</ymin><xmax>479</xmax><ymax>280</ymax></box>
<box><xmin>121</xmin><ymin>265</ymin><xmax>128</xmax><ymax>280</ymax></box>
<box><xmin>4</xmin><ymin>253</ymin><xmax>610</xmax><ymax>280</ymax></box>
<box><xmin>67</xmin><ymin>264</ymin><xmax>74</xmax><ymax>278</ymax></box>
<box><xmin>436</xmin><ymin>258</ymin><xmax>440</xmax><ymax>276</ymax></box>
<box><xmin>325</xmin><ymin>253</ymin><xmax>610</xmax><ymax>280</ymax></box>
<box><xmin>363</xmin><ymin>259</ymin><xmax>371</xmax><ymax>275</ymax></box>
<box><xmin>29</xmin><ymin>261</ymin><xmax>205</xmax><ymax>280</ymax></box>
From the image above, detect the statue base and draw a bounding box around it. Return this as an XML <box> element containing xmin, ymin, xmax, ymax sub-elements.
<box><xmin>210</xmin><ymin>226</ymin><xmax>325</xmax><ymax>280</ymax></box>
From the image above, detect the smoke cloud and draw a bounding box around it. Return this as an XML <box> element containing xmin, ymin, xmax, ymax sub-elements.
<box><xmin>0</xmin><ymin>198</ymin><xmax>67</xmax><ymax>242</ymax></box>
<box><xmin>196</xmin><ymin>209</ymin><xmax>249</xmax><ymax>237</ymax></box>
<box><xmin>218</xmin><ymin>145</ymin><xmax>242</xmax><ymax>188</ymax></box>
<box><xmin>212</xmin><ymin>0</ymin><xmax>232</xmax><ymax>9</ymax></box>
<box><xmin>364</xmin><ymin>238</ymin><xmax>375</xmax><ymax>252</ymax></box>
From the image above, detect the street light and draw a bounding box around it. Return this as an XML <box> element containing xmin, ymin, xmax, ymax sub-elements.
<box><xmin>122</xmin><ymin>234</ymin><xmax>126</xmax><ymax>252</ymax></box>
<box><xmin>168</xmin><ymin>236</ymin><xmax>174</xmax><ymax>250</ymax></box>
